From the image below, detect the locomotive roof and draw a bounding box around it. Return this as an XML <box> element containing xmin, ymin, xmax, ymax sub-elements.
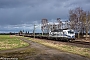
<box><xmin>51</xmin><ymin>29</ymin><xmax>72</xmax><ymax>32</ymax></box>
<box><xmin>51</xmin><ymin>29</ymin><xmax>63</xmax><ymax>32</ymax></box>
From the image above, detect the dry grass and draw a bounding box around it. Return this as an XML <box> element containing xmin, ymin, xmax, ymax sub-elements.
<box><xmin>0</xmin><ymin>48</ymin><xmax>39</xmax><ymax>60</ymax></box>
<box><xmin>0</xmin><ymin>35</ymin><xmax>29</xmax><ymax>50</ymax></box>
<box><xmin>29</xmin><ymin>38</ymin><xmax>90</xmax><ymax>58</ymax></box>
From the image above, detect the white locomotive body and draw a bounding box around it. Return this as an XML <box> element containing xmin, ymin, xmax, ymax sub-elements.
<box><xmin>49</xmin><ymin>29</ymin><xmax>75</xmax><ymax>40</ymax></box>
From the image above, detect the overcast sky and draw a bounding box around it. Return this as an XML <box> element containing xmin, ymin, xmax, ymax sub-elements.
<box><xmin>0</xmin><ymin>0</ymin><xmax>90</xmax><ymax>33</ymax></box>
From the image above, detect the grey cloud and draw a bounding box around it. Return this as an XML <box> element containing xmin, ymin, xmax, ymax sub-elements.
<box><xmin>0</xmin><ymin>23</ymin><xmax>41</xmax><ymax>33</ymax></box>
<box><xmin>0</xmin><ymin>0</ymin><xmax>48</xmax><ymax>8</ymax></box>
<box><xmin>0</xmin><ymin>0</ymin><xmax>30</xmax><ymax>8</ymax></box>
<box><xmin>0</xmin><ymin>0</ymin><xmax>90</xmax><ymax>32</ymax></box>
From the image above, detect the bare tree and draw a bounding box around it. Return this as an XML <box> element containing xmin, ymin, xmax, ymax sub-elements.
<box><xmin>69</xmin><ymin>7</ymin><xmax>85</xmax><ymax>38</ymax></box>
<box><xmin>19</xmin><ymin>30</ymin><xmax>23</xmax><ymax>35</ymax></box>
<box><xmin>41</xmin><ymin>19</ymin><xmax>48</xmax><ymax>35</ymax></box>
<box><xmin>85</xmin><ymin>12</ymin><xmax>90</xmax><ymax>39</ymax></box>
<box><xmin>53</xmin><ymin>24</ymin><xmax>57</xmax><ymax>30</ymax></box>
<box><xmin>57</xmin><ymin>18</ymin><xmax>62</xmax><ymax>29</ymax></box>
<box><xmin>69</xmin><ymin>7</ymin><xmax>90</xmax><ymax>39</ymax></box>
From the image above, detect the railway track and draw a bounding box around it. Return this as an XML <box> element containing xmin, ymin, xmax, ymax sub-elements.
<box><xmin>23</xmin><ymin>35</ymin><xmax>90</xmax><ymax>48</ymax></box>
<box><xmin>71</xmin><ymin>40</ymin><xmax>90</xmax><ymax>45</ymax></box>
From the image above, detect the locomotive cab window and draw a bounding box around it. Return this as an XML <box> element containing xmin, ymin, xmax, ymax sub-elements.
<box><xmin>68</xmin><ymin>30</ymin><xmax>74</xmax><ymax>34</ymax></box>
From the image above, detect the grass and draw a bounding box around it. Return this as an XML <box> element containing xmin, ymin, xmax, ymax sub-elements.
<box><xmin>0</xmin><ymin>35</ymin><xmax>29</xmax><ymax>50</ymax></box>
<box><xmin>0</xmin><ymin>48</ymin><xmax>39</xmax><ymax>60</ymax></box>
<box><xmin>29</xmin><ymin>38</ymin><xmax>90</xmax><ymax>58</ymax></box>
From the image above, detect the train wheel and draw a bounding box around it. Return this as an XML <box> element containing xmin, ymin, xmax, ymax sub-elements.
<box><xmin>68</xmin><ymin>39</ymin><xmax>74</xmax><ymax>42</ymax></box>
<box><xmin>68</xmin><ymin>39</ymin><xmax>71</xmax><ymax>42</ymax></box>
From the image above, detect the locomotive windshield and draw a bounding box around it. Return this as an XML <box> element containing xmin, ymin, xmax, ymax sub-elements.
<box><xmin>68</xmin><ymin>30</ymin><xmax>74</xmax><ymax>34</ymax></box>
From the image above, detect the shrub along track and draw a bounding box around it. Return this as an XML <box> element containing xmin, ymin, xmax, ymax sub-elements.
<box><xmin>0</xmin><ymin>37</ymin><xmax>90</xmax><ymax>60</ymax></box>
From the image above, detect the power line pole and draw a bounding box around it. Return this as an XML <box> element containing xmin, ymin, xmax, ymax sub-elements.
<box><xmin>33</xmin><ymin>24</ymin><xmax>36</xmax><ymax>38</ymax></box>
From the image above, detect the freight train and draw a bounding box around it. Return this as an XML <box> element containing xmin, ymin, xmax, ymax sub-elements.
<box><xmin>24</xmin><ymin>29</ymin><xmax>75</xmax><ymax>42</ymax></box>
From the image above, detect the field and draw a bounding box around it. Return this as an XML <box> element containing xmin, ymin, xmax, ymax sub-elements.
<box><xmin>0</xmin><ymin>35</ymin><xmax>39</xmax><ymax>60</ymax></box>
<box><xmin>0</xmin><ymin>35</ymin><xmax>29</xmax><ymax>50</ymax></box>
<box><xmin>0</xmin><ymin>35</ymin><xmax>90</xmax><ymax>60</ymax></box>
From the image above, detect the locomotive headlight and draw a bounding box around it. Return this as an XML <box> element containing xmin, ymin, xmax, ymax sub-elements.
<box><xmin>72</xmin><ymin>36</ymin><xmax>75</xmax><ymax>38</ymax></box>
